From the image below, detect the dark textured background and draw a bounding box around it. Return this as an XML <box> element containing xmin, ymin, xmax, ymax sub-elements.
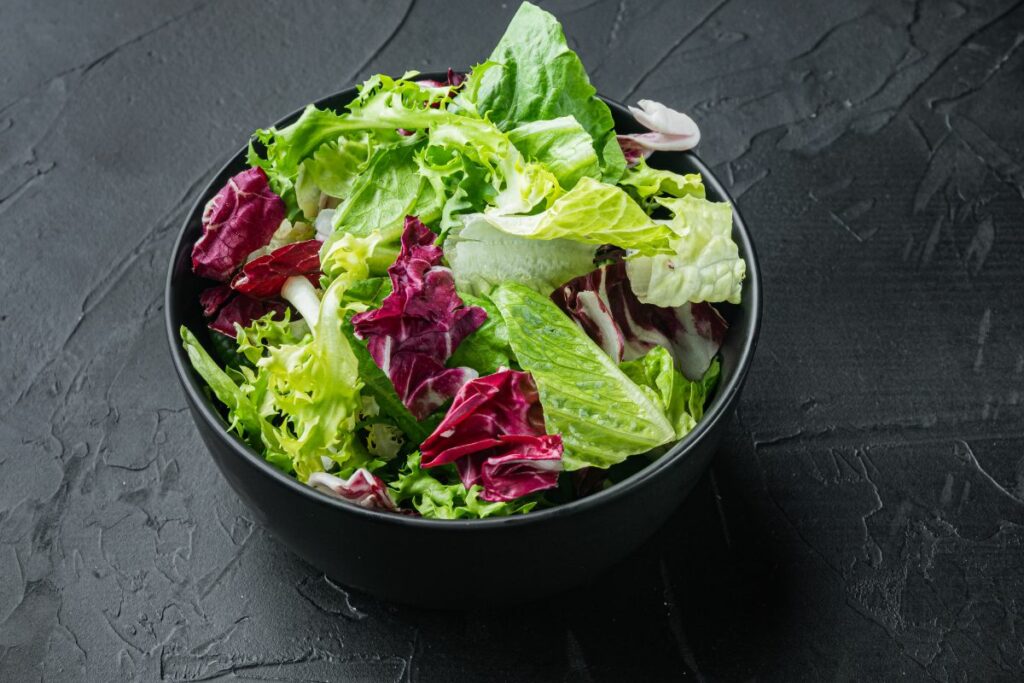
<box><xmin>2</xmin><ymin>0</ymin><xmax>1023</xmax><ymax>680</ymax></box>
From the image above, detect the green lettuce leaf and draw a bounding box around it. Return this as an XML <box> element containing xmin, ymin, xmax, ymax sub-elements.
<box><xmin>459</xmin><ymin>2</ymin><xmax>624</xmax><ymax>181</ymax></box>
<box><xmin>331</xmin><ymin>140</ymin><xmax>439</xmax><ymax>239</ymax></box>
<box><xmin>389</xmin><ymin>452</ymin><xmax>540</xmax><ymax>519</ymax></box>
<box><xmin>181</xmin><ymin>326</ymin><xmax>266</xmax><ymax>442</ymax></box>
<box><xmin>625</xmin><ymin>195</ymin><xmax>745</xmax><ymax>306</ymax></box>
<box><xmin>254</xmin><ymin>277</ymin><xmax>365</xmax><ymax>480</ymax></box>
<box><xmin>447</xmin><ymin>292</ymin><xmax>514</xmax><ymax>375</ymax></box>
<box><xmin>342</xmin><ymin>276</ymin><xmax>393</xmax><ymax>308</ymax></box>
<box><xmin>444</xmin><ymin>214</ymin><xmax>596</xmax><ymax>296</ymax></box>
<box><xmin>507</xmin><ymin>116</ymin><xmax>600</xmax><ymax>189</ymax></box>
<box><xmin>341</xmin><ymin>321</ymin><xmax>433</xmax><ymax>444</ymax></box>
<box><xmin>319</xmin><ymin>230</ymin><xmax>396</xmax><ymax>285</ymax></box>
<box><xmin>619</xmin><ymin>346</ymin><xmax>719</xmax><ymax>438</ymax></box>
<box><xmin>482</xmin><ymin>177</ymin><xmax>671</xmax><ymax>254</ymax></box>
<box><xmin>490</xmin><ymin>282</ymin><xmax>675</xmax><ymax>470</ymax></box>
<box><xmin>293</xmin><ymin>136</ymin><xmax>373</xmax><ymax>220</ymax></box>
<box><xmin>619</xmin><ymin>158</ymin><xmax>705</xmax><ymax>212</ymax></box>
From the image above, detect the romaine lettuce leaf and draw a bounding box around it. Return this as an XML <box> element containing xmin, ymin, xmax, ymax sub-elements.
<box><xmin>458</xmin><ymin>2</ymin><xmax>624</xmax><ymax>181</ymax></box>
<box><xmin>490</xmin><ymin>282</ymin><xmax>675</xmax><ymax>470</ymax></box>
<box><xmin>626</xmin><ymin>195</ymin><xmax>745</xmax><ymax>307</ymax></box>
<box><xmin>444</xmin><ymin>214</ymin><xmax>596</xmax><ymax>296</ymax></box>
<box><xmin>482</xmin><ymin>177</ymin><xmax>672</xmax><ymax>254</ymax></box>
<box><xmin>181</xmin><ymin>326</ymin><xmax>266</xmax><ymax>441</ymax></box>
<box><xmin>507</xmin><ymin>116</ymin><xmax>600</xmax><ymax>189</ymax></box>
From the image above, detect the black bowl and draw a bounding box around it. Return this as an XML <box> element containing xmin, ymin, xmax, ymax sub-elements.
<box><xmin>165</xmin><ymin>75</ymin><xmax>762</xmax><ymax>608</ymax></box>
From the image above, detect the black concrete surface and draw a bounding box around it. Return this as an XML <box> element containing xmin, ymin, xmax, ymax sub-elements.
<box><xmin>2</xmin><ymin>0</ymin><xmax>1023</xmax><ymax>680</ymax></box>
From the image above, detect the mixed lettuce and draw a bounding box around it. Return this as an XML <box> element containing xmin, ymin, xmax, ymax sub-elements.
<box><xmin>180</xmin><ymin>1</ymin><xmax>745</xmax><ymax>518</ymax></box>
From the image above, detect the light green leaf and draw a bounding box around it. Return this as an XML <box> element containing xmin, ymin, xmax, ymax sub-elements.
<box><xmin>389</xmin><ymin>452</ymin><xmax>539</xmax><ymax>519</ymax></box>
<box><xmin>619</xmin><ymin>346</ymin><xmax>719</xmax><ymax>438</ymax></box>
<box><xmin>490</xmin><ymin>282</ymin><xmax>675</xmax><ymax>470</ymax></box>
<box><xmin>626</xmin><ymin>195</ymin><xmax>745</xmax><ymax>306</ymax></box>
<box><xmin>483</xmin><ymin>177</ymin><xmax>672</xmax><ymax>254</ymax></box>
<box><xmin>459</xmin><ymin>2</ymin><xmax>622</xmax><ymax>180</ymax></box>
<box><xmin>181</xmin><ymin>326</ymin><xmax>265</xmax><ymax>441</ymax></box>
<box><xmin>444</xmin><ymin>214</ymin><xmax>596</xmax><ymax>296</ymax></box>
<box><xmin>507</xmin><ymin>116</ymin><xmax>600</xmax><ymax>189</ymax></box>
<box><xmin>331</xmin><ymin>141</ymin><xmax>438</xmax><ymax>239</ymax></box>
<box><xmin>619</xmin><ymin>158</ymin><xmax>705</xmax><ymax>212</ymax></box>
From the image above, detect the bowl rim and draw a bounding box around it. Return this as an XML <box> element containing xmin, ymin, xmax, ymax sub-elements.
<box><xmin>165</xmin><ymin>74</ymin><xmax>763</xmax><ymax>530</ymax></box>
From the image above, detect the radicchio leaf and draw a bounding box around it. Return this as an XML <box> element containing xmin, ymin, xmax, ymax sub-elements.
<box><xmin>617</xmin><ymin>100</ymin><xmax>701</xmax><ymax>165</ymax></box>
<box><xmin>231</xmin><ymin>239</ymin><xmax>322</xmax><ymax>299</ymax></box>
<box><xmin>201</xmin><ymin>285</ymin><xmax>287</xmax><ymax>338</ymax></box>
<box><xmin>192</xmin><ymin>167</ymin><xmax>286</xmax><ymax>281</ymax></box>
<box><xmin>551</xmin><ymin>261</ymin><xmax>726</xmax><ymax>380</ymax></box>
<box><xmin>416</xmin><ymin>68</ymin><xmax>466</xmax><ymax>90</ymax></box>
<box><xmin>420</xmin><ymin>370</ymin><xmax>562</xmax><ymax>502</ymax></box>
<box><xmin>199</xmin><ymin>284</ymin><xmax>234</xmax><ymax>317</ymax></box>
<box><xmin>352</xmin><ymin>216</ymin><xmax>486</xmax><ymax>419</ymax></box>
<box><xmin>307</xmin><ymin>469</ymin><xmax>398</xmax><ymax>511</ymax></box>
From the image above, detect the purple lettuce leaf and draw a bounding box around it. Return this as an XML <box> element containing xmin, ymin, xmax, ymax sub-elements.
<box><xmin>203</xmin><ymin>289</ymin><xmax>287</xmax><ymax>338</ymax></box>
<box><xmin>617</xmin><ymin>100</ymin><xmax>701</xmax><ymax>165</ymax></box>
<box><xmin>199</xmin><ymin>284</ymin><xmax>234</xmax><ymax>317</ymax></box>
<box><xmin>551</xmin><ymin>261</ymin><xmax>727</xmax><ymax>380</ymax></box>
<box><xmin>191</xmin><ymin>167</ymin><xmax>285</xmax><ymax>281</ymax></box>
<box><xmin>352</xmin><ymin>216</ymin><xmax>486</xmax><ymax>419</ymax></box>
<box><xmin>231</xmin><ymin>239</ymin><xmax>322</xmax><ymax>299</ymax></box>
<box><xmin>420</xmin><ymin>370</ymin><xmax>562</xmax><ymax>502</ymax></box>
<box><xmin>307</xmin><ymin>469</ymin><xmax>398</xmax><ymax>511</ymax></box>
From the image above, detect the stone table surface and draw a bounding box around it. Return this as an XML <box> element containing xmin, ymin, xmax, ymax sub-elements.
<box><xmin>2</xmin><ymin>0</ymin><xmax>1023</xmax><ymax>680</ymax></box>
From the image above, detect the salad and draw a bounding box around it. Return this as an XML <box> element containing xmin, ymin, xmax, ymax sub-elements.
<box><xmin>180</xmin><ymin>2</ymin><xmax>746</xmax><ymax>519</ymax></box>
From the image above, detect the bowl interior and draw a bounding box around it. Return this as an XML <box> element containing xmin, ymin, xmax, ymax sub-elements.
<box><xmin>165</xmin><ymin>76</ymin><xmax>762</xmax><ymax>526</ymax></box>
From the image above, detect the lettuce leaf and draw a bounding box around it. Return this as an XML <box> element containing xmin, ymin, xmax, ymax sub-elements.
<box><xmin>447</xmin><ymin>293</ymin><xmax>514</xmax><ymax>375</ymax></box>
<box><xmin>619</xmin><ymin>158</ymin><xmax>705</xmax><ymax>212</ymax></box>
<box><xmin>507</xmin><ymin>116</ymin><xmax>600</xmax><ymax>189</ymax></box>
<box><xmin>419</xmin><ymin>369</ymin><xmax>562</xmax><ymax>501</ymax></box>
<box><xmin>351</xmin><ymin>217</ymin><xmax>486</xmax><ymax>420</ymax></box>
<box><xmin>550</xmin><ymin>261</ymin><xmax>728</xmax><ymax>380</ymax></box>
<box><xmin>619</xmin><ymin>346</ymin><xmax>719</xmax><ymax>438</ymax></box>
<box><xmin>482</xmin><ymin>177</ymin><xmax>672</xmax><ymax>254</ymax></box>
<box><xmin>444</xmin><ymin>214</ymin><xmax>596</xmax><ymax>296</ymax></box>
<box><xmin>626</xmin><ymin>195</ymin><xmax>745</xmax><ymax>307</ymax></box>
<box><xmin>331</xmin><ymin>140</ymin><xmax>439</xmax><ymax>240</ymax></box>
<box><xmin>459</xmin><ymin>2</ymin><xmax>624</xmax><ymax>181</ymax></box>
<box><xmin>191</xmin><ymin>168</ymin><xmax>285</xmax><ymax>281</ymax></box>
<box><xmin>341</xmin><ymin>320</ymin><xmax>433</xmax><ymax>444</ymax></box>
<box><xmin>490</xmin><ymin>282</ymin><xmax>675</xmax><ymax>470</ymax></box>
<box><xmin>180</xmin><ymin>326</ymin><xmax>266</xmax><ymax>441</ymax></box>
<box><xmin>252</xmin><ymin>276</ymin><xmax>365</xmax><ymax>480</ymax></box>
<box><xmin>389</xmin><ymin>452</ymin><xmax>540</xmax><ymax>519</ymax></box>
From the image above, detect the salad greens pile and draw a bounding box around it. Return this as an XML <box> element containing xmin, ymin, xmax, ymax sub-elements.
<box><xmin>181</xmin><ymin>2</ymin><xmax>745</xmax><ymax>519</ymax></box>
